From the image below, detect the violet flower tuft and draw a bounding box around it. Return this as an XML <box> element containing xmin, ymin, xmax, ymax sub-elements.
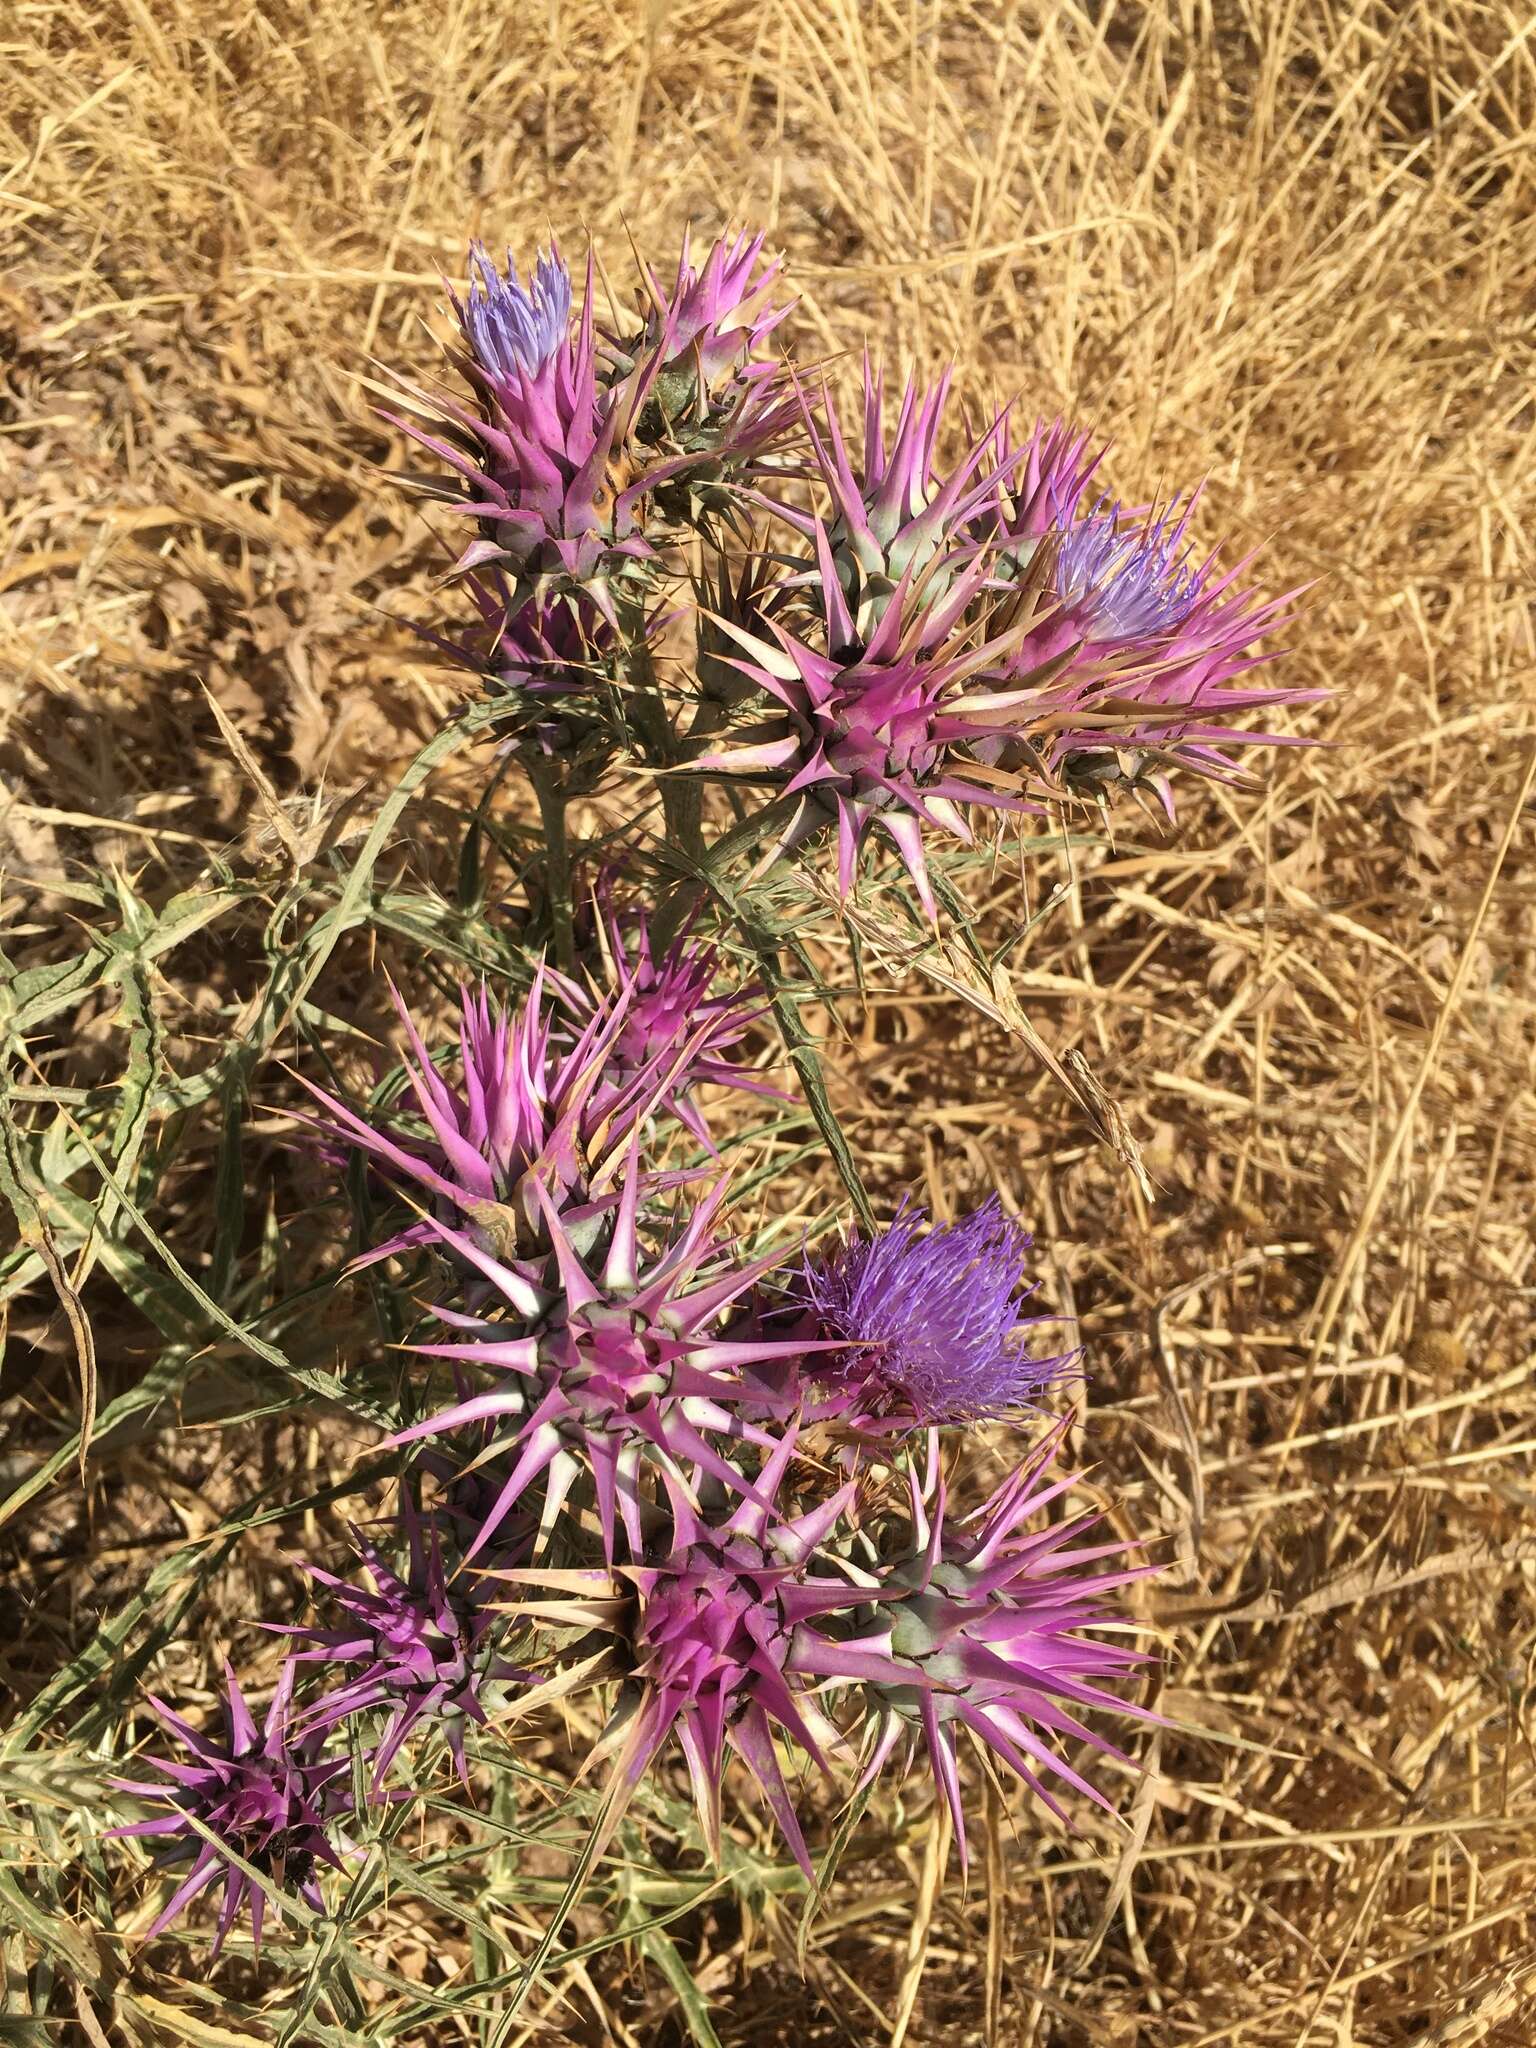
<box><xmin>458</xmin><ymin>243</ymin><xmax>573</xmax><ymax>382</ymax></box>
<box><xmin>800</xmin><ymin>1198</ymin><xmax>1075</xmax><ymax>1426</ymax></box>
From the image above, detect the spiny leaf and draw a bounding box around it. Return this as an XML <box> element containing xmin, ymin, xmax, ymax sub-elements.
<box><xmin>0</xmin><ymin>1054</ymin><xmax>97</xmax><ymax>1478</ymax></box>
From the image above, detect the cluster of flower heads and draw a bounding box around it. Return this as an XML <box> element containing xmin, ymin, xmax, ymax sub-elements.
<box><xmin>108</xmin><ymin>225</ymin><xmax>1318</xmax><ymax>1955</ymax></box>
<box><xmin>388</xmin><ymin>229</ymin><xmax>1318</xmax><ymax>907</ymax></box>
<box><xmin>110</xmin><ymin>906</ymin><xmax>1157</xmax><ymax>1946</ymax></box>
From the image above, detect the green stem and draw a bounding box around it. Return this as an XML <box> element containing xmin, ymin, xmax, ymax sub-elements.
<box><xmin>648</xmin><ymin>695</ymin><xmax>730</xmax><ymax>951</ymax></box>
<box><xmin>529</xmin><ymin>759</ymin><xmax>575</xmax><ymax>972</ymax></box>
<box><xmin>740</xmin><ymin>910</ymin><xmax>875</xmax><ymax>1231</ymax></box>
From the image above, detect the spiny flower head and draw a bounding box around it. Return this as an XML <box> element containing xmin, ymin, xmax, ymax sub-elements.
<box><xmin>791</xmin><ymin>1420</ymin><xmax>1158</xmax><ymax>1866</ymax></box>
<box><xmin>510</xmin><ymin>1432</ymin><xmax>858</xmax><ymax>1875</ymax></box>
<box><xmin>774</xmin><ymin>362</ymin><xmax>1012</xmax><ymax>639</ymax></box>
<box><xmin>412</xmin><ymin>573</ymin><xmax>631</xmax><ymax>777</ymax></box>
<box><xmin>463</xmin><ymin>584</ymin><xmax>619</xmax><ymax>705</ymax></box>
<box><xmin>637</xmin><ymin>228</ymin><xmax>791</xmax><ymax>397</ymax></box>
<box><xmin>616</xmin><ymin>230</ymin><xmax>803</xmax><ymax>524</ymax></box>
<box><xmin>799</xmin><ymin>1197</ymin><xmax>1075</xmax><ymax>1427</ymax></box>
<box><xmin>108</xmin><ymin>1662</ymin><xmax>349</xmax><ymax>1957</ymax></box>
<box><xmin>276</xmin><ymin>1495</ymin><xmax>523</xmax><ymax>1794</ymax></box>
<box><xmin>391</xmin><ymin>245</ymin><xmax>655</xmax><ymax>625</ymax></box>
<box><xmin>698</xmin><ymin>527</ymin><xmax>1031</xmax><ymax>919</ymax></box>
<box><xmin>299</xmin><ymin>964</ymin><xmax>728</xmax><ymax>1269</ymax></box>
<box><xmin>973</xmin><ymin>489</ymin><xmax>1319</xmax><ymax>813</ymax></box>
<box><xmin>694</xmin><ymin>547</ymin><xmax>794</xmax><ymax>709</ymax></box>
<box><xmin>576</xmin><ymin>896</ymin><xmax>780</xmax><ymax>1149</ymax></box>
<box><xmin>392</xmin><ymin>1159</ymin><xmax>812</xmax><ymax>1565</ymax></box>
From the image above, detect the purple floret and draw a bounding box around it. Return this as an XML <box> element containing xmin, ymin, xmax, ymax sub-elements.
<box><xmin>458</xmin><ymin>242</ymin><xmax>573</xmax><ymax>382</ymax></box>
<box><xmin>108</xmin><ymin>1661</ymin><xmax>349</xmax><ymax>1957</ymax></box>
<box><xmin>800</xmin><ymin>1198</ymin><xmax>1075</xmax><ymax>1426</ymax></box>
<box><xmin>1055</xmin><ymin>495</ymin><xmax>1206</xmax><ymax>640</ymax></box>
<box><xmin>969</xmin><ymin>483</ymin><xmax>1322</xmax><ymax>812</ymax></box>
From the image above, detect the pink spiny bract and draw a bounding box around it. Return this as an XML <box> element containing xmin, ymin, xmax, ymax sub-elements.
<box><xmin>771</xmin><ymin>361</ymin><xmax>1013</xmax><ymax>640</ymax></box>
<box><xmin>789</xmin><ymin>1419</ymin><xmax>1159</xmax><ymax>1868</ymax></box>
<box><xmin>274</xmin><ymin>1494</ymin><xmax>524</xmax><ymax>1795</ymax></box>
<box><xmin>454</xmin><ymin>581</ymin><xmax>620</xmax><ymax>705</ymax></box>
<box><xmin>495</xmin><ymin>1425</ymin><xmax>1157</xmax><ymax>1877</ymax></box>
<box><xmin>976</xmin><ymin>416</ymin><xmax>1107</xmax><ymax>574</ymax></box>
<box><xmin>390</xmin><ymin>1160</ymin><xmax>813</xmax><ymax>1566</ymax></box>
<box><xmin>637</xmin><ymin>228</ymin><xmax>792</xmax><ymax>395</ymax></box>
<box><xmin>601</xmin><ymin>1436</ymin><xmax>861</xmax><ymax>1877</ymax></box>
<box><xmin>108</xmin><ymin>1661</ymin><xmax>350</xmax><ymax>1957</ymax></box>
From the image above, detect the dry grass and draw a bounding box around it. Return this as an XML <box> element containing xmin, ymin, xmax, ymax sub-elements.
<box><xmin>3</xmin><ymin>0</ymin><xmax>1536</xmax><ymax>2041</ymax></box>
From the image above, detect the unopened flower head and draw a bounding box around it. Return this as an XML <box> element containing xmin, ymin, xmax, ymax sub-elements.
<box><xmin>697</xmin><ymin>525</ymin><xmax>1028</xmax><ymax>919</ymax></box>
<box><xmin>578</xmin><ymin>895</ymin><xmax>780</xmax><ymax>1149</ymax></box>
<box><xmin>472</xmin><ymin>588</ymin><xmax>618</xmax><ymax>703</ymax></box>
<box><xmin>408</xmin><ymin>574</ymin><xmax>632</xmax><ymax>771</ymax></box>
<box><xmin>277</xmin><ymin>1495</ymin><xmax>523</xmax><ymax>1794</ymax></box>
<box><xmin>613</xmin><ymin>231</ymin><xmax>802</xmax><ymax>522</ymax></box>
<box><xmin>789</xmin><ymin>1420</ymin><xmax>1159</xmax><ymax>1866</ymax></box>
<box><xmin>800</xmin><ymin>1197</ymin><xmax>1075</xmax><ymax>1426</ymax></box>
<box><xmin>640</xmin><ymin>228</ymin><xmax>791</xmax><ymax>394</ymax></box>
<box><xmin>108</xmin><ymin>1662</ymin><xmax>349</xmax><ymax>1957</ymax></box>
<box><xmin>773</xmin><ymin>361</ymin><xmax>1011</xmax><ymax>640</ymax></box>
<box><xmin>392</xmin><ymin>1158</ymin><xmax>813</xmax><ymax>1564</ymax></box>
<box><xmin>299</xmin><ymin>964</ymin><xmax>736</xmax><ymax>1270</ymax></box>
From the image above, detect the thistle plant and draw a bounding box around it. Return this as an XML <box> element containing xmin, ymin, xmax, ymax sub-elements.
<box><xmin>100</xmin><ymin>223</ymin><xmax>1320</xmax><ymax>1972</ymax></box>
